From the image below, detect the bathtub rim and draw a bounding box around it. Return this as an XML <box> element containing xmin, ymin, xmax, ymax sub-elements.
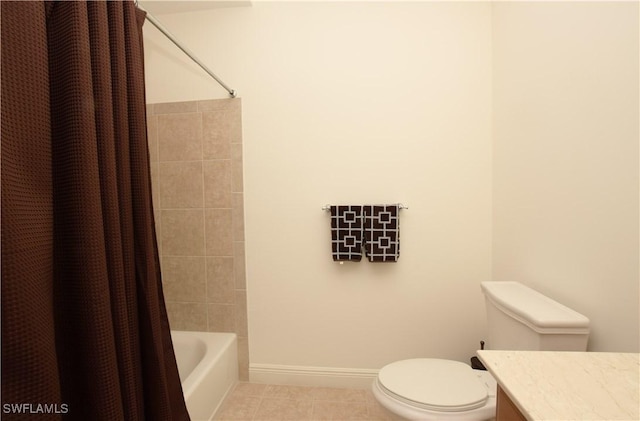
<box><xmin>171</xmin><ymin>330</ymin><xmax>238</xmax><ymax>420</ymax></box>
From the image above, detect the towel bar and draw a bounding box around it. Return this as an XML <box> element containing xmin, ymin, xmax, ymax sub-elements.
<box><xmin>322</xmin><ymin>204</ymin><xmax>408</xmax><ymax>211</ymax></box>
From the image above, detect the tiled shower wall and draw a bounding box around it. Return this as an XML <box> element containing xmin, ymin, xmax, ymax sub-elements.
<box><xmin>146</xmin><ymin>99</ymin><xmax>249</xmax><ymax>380</ymax></box>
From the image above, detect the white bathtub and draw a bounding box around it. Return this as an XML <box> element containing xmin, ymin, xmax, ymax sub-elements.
<box><xmin>171</xmin><ymin>331</ymin><xmax>238</xmax><ymax>421</ymax></box>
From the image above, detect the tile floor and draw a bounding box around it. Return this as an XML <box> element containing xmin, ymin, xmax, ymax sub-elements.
<box><xmin>214</xmin><ymin>382</ymin><xmax>404</xmax><ymax>421</ymax></box>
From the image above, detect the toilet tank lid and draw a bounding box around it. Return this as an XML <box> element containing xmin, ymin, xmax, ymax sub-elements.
<box><xmin>481</xmin><ymin>282</ymin><xmax>590</xmax><ymax>331</ymax></box>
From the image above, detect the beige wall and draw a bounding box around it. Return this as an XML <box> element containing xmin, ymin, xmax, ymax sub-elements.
<box><xmin>143</xmin><ymin>2</ymin><xmax>494</xmax><ymax>379</ymax></box>
<box><xmin>141</xmin><ymin>0</ymin><xmax>639</xmax><ymax>385</ymax></box>
<box><xmin>492</xmin><ymin>2</ymin><xmax>639</xmax><ymax>352</ymax></box>
<box><xmin>146</xmin><ymin>99</ymin><xmax>250</xmax><ymax>379</ymax></box>
<box><xmin>242</xmin><ymin>2</ymin><xmax>493</xmax><ymax>377</ymax></box>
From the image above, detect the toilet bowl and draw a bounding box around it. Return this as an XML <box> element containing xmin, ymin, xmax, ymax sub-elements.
<box><xmin>371</xmin><ymin>282</ymin><xmax>590</xmax><ymax>420</ymax></box>
<box><xmin>372</xmin><ymin>358</ymin><xmax>496</xmax><ymax>421</ymax></box>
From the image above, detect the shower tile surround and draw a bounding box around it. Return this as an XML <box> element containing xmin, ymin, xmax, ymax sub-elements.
<box><xmin>146</xmin><ymin>99</ymin><xmax>249</xmax><ymax>380</ymax></box>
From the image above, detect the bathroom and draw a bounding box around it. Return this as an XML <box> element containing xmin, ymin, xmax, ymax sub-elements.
<box><xmin>1</xmin><ymin>1</ymin><xmax>638</xmax><ymax>420</ymax></box>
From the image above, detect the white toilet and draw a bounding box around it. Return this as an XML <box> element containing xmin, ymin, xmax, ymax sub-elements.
<box><xmin>372</xmin><ymin>281</ymin><xmax>590</xmax><ymax>420</ymax></box>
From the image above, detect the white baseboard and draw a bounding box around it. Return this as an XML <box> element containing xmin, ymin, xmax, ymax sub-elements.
<box><xmin>249</xmin><ymin>363</ymin><xmax>379</xmax><ymax>390</ymax></box>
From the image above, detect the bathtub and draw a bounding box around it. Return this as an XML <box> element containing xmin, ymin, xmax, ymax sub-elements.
<box><xmin>171</xmin><ymin>331</ymin><xmax>238</xmax><ymax>420</ymax></box>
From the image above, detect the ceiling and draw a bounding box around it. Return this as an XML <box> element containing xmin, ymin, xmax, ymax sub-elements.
<box><xmin>139</xmin><ymin>0</ymin><xmax>252</xmax><ymax>15</ymax></box>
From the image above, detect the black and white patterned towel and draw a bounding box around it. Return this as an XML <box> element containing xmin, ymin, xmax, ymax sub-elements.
<box><xmin>330</xmin><ymin>205</ymin><xmax>363</xmax><ymax>262</ymax></box>
<box><xmin>363</xmin><ymin>205</ymin><xmax>400</xmax><ymax>262</ymax></box>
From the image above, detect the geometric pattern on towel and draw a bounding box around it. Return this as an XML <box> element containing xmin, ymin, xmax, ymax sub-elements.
<box><xmin>330</xmin><ymin>205</ymin><xmax>363</xmax><ymax>262</ymax></box>
<box><xmin>363</xmin><ymin>205</ymin><xmax>400</xmax><ymax>262</ymax></box>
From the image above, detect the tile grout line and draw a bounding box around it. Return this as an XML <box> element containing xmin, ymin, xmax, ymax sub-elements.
<box><xmin>198</xmin><ymin>109</ymin><xmax>211</xmax><ymax>331</ymax></box>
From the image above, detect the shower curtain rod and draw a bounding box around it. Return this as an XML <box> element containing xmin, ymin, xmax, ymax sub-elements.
<box><xmin>140</xmin><ymin>6</ymin><xmax>237</xmax><ymax>98</ymax></box>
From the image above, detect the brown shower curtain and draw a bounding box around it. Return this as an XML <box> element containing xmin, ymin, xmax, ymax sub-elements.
<box><xmin>1</xmin><ymin>2</ymin><xmax>189</xmax><ymax>420</ymax></box>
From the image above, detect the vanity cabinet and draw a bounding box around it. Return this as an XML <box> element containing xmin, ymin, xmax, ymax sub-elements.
<box><xmin>496</xmin><ymin>385</ymin><xmax>526</xmax><ymax>421</ymax></box>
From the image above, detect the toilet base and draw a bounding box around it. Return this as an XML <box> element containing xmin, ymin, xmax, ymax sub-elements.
<box><xmin>372</xmin><ymin>375</ymin><xmax>496</xmax><ymax>421</ymax></box>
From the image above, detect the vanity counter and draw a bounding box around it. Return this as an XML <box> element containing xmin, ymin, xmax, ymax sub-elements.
<box><xmin>476</xmin><ymin>350</ymin><xmax>639</xmax><ymax>421</ymax></box>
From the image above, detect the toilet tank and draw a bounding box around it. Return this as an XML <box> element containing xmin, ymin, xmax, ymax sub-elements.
<box><xmin>481</xmin><ymin>281</ymin><xmax>590</xmax><ymax>351</ymax></box>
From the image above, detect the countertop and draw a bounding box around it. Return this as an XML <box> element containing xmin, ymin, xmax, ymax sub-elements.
<box><xmin>477</xmin><ymin>350</ymin><xmax>639</xmax><ymax>421</ymax></box>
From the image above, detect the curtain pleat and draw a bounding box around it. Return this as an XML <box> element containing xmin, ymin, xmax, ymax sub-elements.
<box><xmin>1</xmin><ymin>0</ymin><xmax>62</xmax><ymax>411</ymax></box>
<box><xmin>1</xmin><ymin>1</ymin><xmax>189</xmax><ymax>420</ymax></box>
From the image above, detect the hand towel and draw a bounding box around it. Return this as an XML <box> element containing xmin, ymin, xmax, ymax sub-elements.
<box><xmin>363</xmin><ymin>205</ymin><xmax>400</xmax><ymax>262</ymax></box>
<box><xmin>330</xmin><ymin>205</ymin><xmax>363</xmax><ymax>262</ymax></box>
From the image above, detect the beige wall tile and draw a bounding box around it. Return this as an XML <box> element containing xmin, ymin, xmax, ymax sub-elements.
<box><xmin>148</xmin><ymin>108</ymin><xmax>160</xmax><ymax>228</ymax></box>
<box><xmin>231</xmin><ymin>142</ymin><xmax>243</xmax><ymax>160</ymax></box>
<box><xmin>165</xmin><ymin>302</ymin><xmax>207</xmax><ymax>331</ymax></box>
<box><xmin>159</xmin><ymin>161</ymin><xmax>204</xmax><ymax>208</ymax></box>
<box><xmin>161</xmin><ymin>209</ymin><xmax>205</xmax><ymax>256</ymax></box>
<box><xmin>202</xmin><ymin>140</ymin><xmax>231</xmax><ymax>160</ymax></box>
<box><xmin>207</xmin><ymin>257</ymin><xmax>235</xmax><ymax>304</ymax></box>
<box><xmin>155</xmin><ymin>100</ymin><xmax>198</xmax><ymax>114</ymax></box>
<box><xmin>147</xmin><ymin>114</ymin><xmax>158</xmax><ymax>162</ymax></box>
<box><xmin>226</xmin><ymin>99</ymin><xmax>243</xmax><ymax>145</ymax></box>
<box><xmin>158</xmin><ymin>113</ymin><xmax>202</xmax><ymax>161</ymax></box>
<box><xmin>203</xmin><ymin>160</ymin><xmax>232</xmax><ymax>208</ymax></box>
<box><xmin>207</xmin><ymin>303</ymin><xmax>236</xmax><ymax>333</ymax></box>
<box><xmin>233</xmin><ymin>242</ymin><xmax>246</xmax><ymax>289</ymax></box>
<box><xmin>202</xmin><ymin>111</ymin><xmax>232</xmax><ymax>159</ymax></box>
<box><xmin>235</xmin><ymin>290</ymin><xmax>248</xmax><ymax>337</ymax></box>
<box><xmin>198</xmin><ymin>98</ymin><xmax>239</xmax><ymax>113</ymax></box>
<box><xmin>231</xmin><ymin>149</ymin><xmax>243</xmax><ymax>193</ymax></box>
<box><xmin>228</xmin><ymin>115</ymin><xmax>242</xmax><ymax>145</ymax></box>
<box><xmin>149</xmin><ymin>98</ymin><xmax>246</xmax><ymax>376</ymax></box>
<box><xmin>206</xmin><ymin>209</ymin><xmax>233</xmax><ymax>256</ymax></box>
<box><xmin>150</xmin><ymin>162</ymin><xmax>161</xmax><ymax>216</ymax></box>
<box><xmin>238</xmin><ymin>337</ymin><xmax>249</xmax><ymax>382</ymax></box>
<box><xmin>232</xmin><ymin>193</ymin><xmax>245</xmax><ymax>241</ymax></box>
<box><xmin>237</xmin><ymin>336</ymin><xmax>250</xmax><ymax>382</ymax></box>
<box><xmin>154</xmin><ymin>221</ymin><xmax>162</xmax><ymax>266</ymax></box>
<box><xmin>162</xmin><ymin>256</ymin><xmax>206</xmax><ymax>302</ymax></box>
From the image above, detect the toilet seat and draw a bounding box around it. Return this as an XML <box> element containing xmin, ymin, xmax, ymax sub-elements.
<box><xmin>378</xmin><ymin>359</ymin><xmax>488</xmax><ymax>411</ymax></box>
<box><xmin>373</xmin><ymin>359</ymin><xmax>497</xmax><ymax>421</ymax></box>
